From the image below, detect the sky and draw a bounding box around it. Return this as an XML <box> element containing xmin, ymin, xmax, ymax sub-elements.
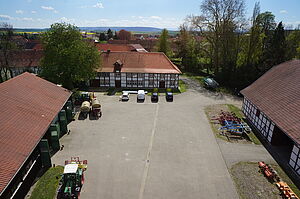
<box><xmin>0</xmin><ymin>0</ymin><xmax>299</xmax><ymax>29</ymax></box>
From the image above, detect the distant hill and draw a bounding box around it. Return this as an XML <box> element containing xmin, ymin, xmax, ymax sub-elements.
<box><xmin>14</xmin><ymin>27</ymin><xmax>177</xmax><ymax>33</ymax></box>
<box><xmin>79</xmin><ymin>27</ymin><xmax>163</xmax><ymax>32</ymax></box>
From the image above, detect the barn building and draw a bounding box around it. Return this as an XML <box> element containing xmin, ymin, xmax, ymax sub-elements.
<box><xmin>241</xmin><ymin>60</ymin><xmax>300</xmax><ymax>177</ymax></box>
<box><xmin>0</xmin><ymin>72</ymin><xmax>73</xmax><ymax>199</ymax></box>
<box><xmin>90</xmin><ymin>51</ymin><xmax>181</xmax><ymax>88</ymax></box>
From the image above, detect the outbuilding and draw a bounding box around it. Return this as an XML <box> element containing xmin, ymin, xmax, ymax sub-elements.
<box><xmin>241</xmin><ymin>60</ymin><xmax>300</xmax><ymax>177</ymax></box>
<box><xmin>0</xmin><ymin>72</ymin><xmax>72</xmax><ymax>199</ymax></box>
<box><xmin>90</xmin><ymin>51</ymin><xmax>181</xmax><ymax>88</ymax></box>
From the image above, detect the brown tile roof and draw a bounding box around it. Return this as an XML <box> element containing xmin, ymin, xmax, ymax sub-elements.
<box><xmin>0</xmin><ymin>73</ymin><xmax>71</xmax><ymax>195</ymax></box>
<box><xmin>0</xmin><ymin>50</ymin><xmax>43</xmax><ymax>68</ymax></box>
<box><xmin>241</xmin><ymin>60</ymin><xmax>300</xmax><ymax>144</ymax></box>
<box><xmin>95</xmin><ymin>43</ymin><xmax>147</xmax><ymax>52</ymax></box>
<box><xmin>98</xmin><ymin>52</ymin><xmax>181</xmax><ymax>74</ymax></box>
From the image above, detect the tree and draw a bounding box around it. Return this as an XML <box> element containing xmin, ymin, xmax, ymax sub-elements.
<box><xmin>99</xmin><ymin>32</ymin><xmax>107</xmax><ymax>41</ymax></box>
<box><xmin>286</xmin><ymin>29</ymin><xmax>300</xmax><ymax>59</ymax></box>
<box><xmin>265</xmin><ymin>22</ymin><xmax>286</xmax><ymax>68</ymax></box>
<box><xmin>157</xmin><ymin>29</ymin><xmax>171</xmax><ymax>57</ymax></box>
<box><xmin>40</xmin><ymin>23</ymin><xmax>100</xmax><ymax>89</ymax></box>
<box><xmin>0</xmin><ymin>23</ymin><xmax>16</xmax><ymax>82</ymax></box>
<box><xmin>107</xmin><ymin>28</ymin><xmax>113</xmax><ymax>40</ymax></box>
<box><xmin>118</xmin><ymin>29</ymin><xmax>132</xmax><ymax>40</ymax></box>
<box><xmin>189</xmin><ymin>0</ymin><xmax>246</xmax><ymax>82</ymax></box>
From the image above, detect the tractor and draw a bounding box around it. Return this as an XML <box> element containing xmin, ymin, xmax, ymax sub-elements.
<box><xmin>57</xmin><ymin>157</ymin><xmax>87</xmax><ymax>199</ymax></box>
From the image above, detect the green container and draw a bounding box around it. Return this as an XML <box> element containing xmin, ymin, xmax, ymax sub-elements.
<box><xmin>39</xmin><ymin>139</ymin><xmax>52</xmax><ymax>168</ymax></box>
<box><xmin>51</xmin><ymin>131</ymin><xmax>60</xmax><ymax>151</ymax></box>
<box><xmin>50</xmin><ymin>123</ymin><xmax>61</xmax><ymax>138</ymax></box>
<box><xmin>59</xmin><ymin>110</ymin><xmax>68</xmax><ymax>135</ymax></box>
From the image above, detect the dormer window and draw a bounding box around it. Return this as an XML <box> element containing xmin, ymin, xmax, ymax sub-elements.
<box><xmin>114</xmin><ymin>60</ymin><xmax>123</xmax><ymax>73</ymax></box>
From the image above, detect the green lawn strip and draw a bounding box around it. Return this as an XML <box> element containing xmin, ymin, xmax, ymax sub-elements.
<box><xmin>30</xmin><ymin>166</ymin><xmax>64</xmax><ymax>199</ymax></box>
<box><xmin>178</xmin><ymin>79</ymin><xmax>187</xmax><ymax>93</ymax></box>
<box><xmin>272</xmin><ymin>164</ymin><xmax>300</xmax><ymax>196</ymax></box>
<box><xmin>182</xmin><ymin>72</ymin><xmax>205</xmax><ymax>86</ymax></box>
<box><xmin>227</xmin><ymin>104</ymin><xmax>262</xmax><ymax>145</ymax></box>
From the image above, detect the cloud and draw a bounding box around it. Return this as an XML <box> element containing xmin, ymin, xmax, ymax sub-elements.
<box><xmin>280</xmin><ymin>10</ymin><xmax>288</xmax><ymax>14</ymax></box>
<box><xmin>0</xmin><ymin>14</ymin><xmax>14</xmax><ymax>20</ymax></box>
<box><xmin>150</xmin><ymin>16</ymin><xmax>162</xmax><ymax>20</ymax></box>
<box><xmin>41</xmin><ymin>6</ymin><xmax>54</xmax><ymax>11</ymax></box>
<box><xmin>16</xmin><ymin>10</ymin><xmax>24</xmax><ymax>14</ymax></box>
<box><xmin>21</xmin><ymin>17</ymin><xmax>33</xmax><ymax>21</ymax></box>
<box><xmin>58</xmin><ymin>17</ymin><xmax>75</xmax><ymax>23</ymax></box>
<box><xmin>92</xmin><ymin>2</ymin><xmax>104</xmax><ymax>8</ymax></box>
<box><xmin>31</xmin><ymin>11</ymin><xmax>37</xmax><ymax>14</ymax></box>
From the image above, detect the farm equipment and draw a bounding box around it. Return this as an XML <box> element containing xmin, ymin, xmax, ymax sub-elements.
<box><xmin>258</xmin><ymin>161</ymin><xmax>280</xmax><ymax>182</ymax></box>
<box><xmin>80</xmin><ymin>101</ymin><xmax>90</xmax><ymax>118</ymax></box>
<box><xmin>211</xmin><ymin>111</ymin><xmax>251</xmax><ymax>136</ymax></box>
<box><xmin>74</xmin><ymin>92</ymin><xmax>90</xmax><ymax>106</ymax></box>
<box><xmin>91</xmin><ymin>98</ymin><xmax>102</xmax><ymax>118</ymax></box>
<box><xmin>276</xmin><ymin>181</ymin><xmax>299</xmax><ymax>199</ymax></box>
<box><xmin>57</xmin><ymin>157</ymin><xmax>87</xmax><ymax>199</ymax></box>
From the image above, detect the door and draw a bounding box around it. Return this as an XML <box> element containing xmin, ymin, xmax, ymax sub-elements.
<box><xmin>90</xmin><ymin>79</ymin><xmax>100</xmax><ymax>87</ymax></box>
<box><xmin>159</xmin><ymin>81</ymin><xmax>165</xmax><ymax>88</ymax></box>
<box><xmin>115</xmin><ymin>80</ymin><xmax>121</xmax><ymax>88</ymax></box>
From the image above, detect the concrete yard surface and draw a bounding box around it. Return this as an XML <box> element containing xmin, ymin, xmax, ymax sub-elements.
<box><xmin>52</xmin><ymin>78</ymin><xmax>245</xmax><ymax>199</ymax></box>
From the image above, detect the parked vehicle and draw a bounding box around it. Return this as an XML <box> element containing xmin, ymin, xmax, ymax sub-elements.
<box><xmin>203</xmin><ymin>77</ymin><xmax>219</xmax><ymax>89</ymax></box>
<box><xmin>120</xmin><ymin>92</ymin><xmax>130</xmax><ymax>101</ymax></box>
<box><xmin>166</xmin><ymin>92</ymin><xmax>173</xmax><ymax>102</ymax></box>
<box><xmin>137</xmin><ymin>90</ymin><xmax>145</xmax><ymax>102</ymax></box>
<box><xmin>57</xmin><ymin>157</ymin><xmax>87</xmax><ymax>199</ymax></box>
<box><xmin>151</xmin><ymin>92</ymin><xmax>158</xmax><ymax>102</ymax></box>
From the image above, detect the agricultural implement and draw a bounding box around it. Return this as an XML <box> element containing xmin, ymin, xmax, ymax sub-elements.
<box><xmin>276</xmin><ymin>181</ymin><xmax>299</xmax><ymax>199</ymax></box>
<box><xmin>258</xmin><ymin>161</ymin><xmax>280</xmax><ymax>182</ymax></box>
<box><xmin>91</xmin><ymin>98</ymin><xmax>102</xmax><ymax>118</ymax></box>
<box><xmin>211</xmin><ymin>111</ymin><xmax>251</xmax><ymax>136</ymax></box>
<box><xmin>57</xmin><ymin>157</ymin><xmax>87</xmax><ymax>199</ymax></box>
<box><xmin>80</xmin><ymin>101</ymin><xmax>90</xmax><ymax>118</ymax></box>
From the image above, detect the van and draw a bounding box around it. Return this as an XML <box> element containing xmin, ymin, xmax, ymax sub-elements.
<box><xmin>137</xmin><ymin>90</ymin><xmax>145</xmax><ymax>102</ymax></box>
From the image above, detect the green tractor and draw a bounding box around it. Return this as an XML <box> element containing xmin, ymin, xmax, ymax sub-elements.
<box><xmin>57</xmin><ymin>157</ymin><xmax>87</xmax><ymax>199</ymax></box>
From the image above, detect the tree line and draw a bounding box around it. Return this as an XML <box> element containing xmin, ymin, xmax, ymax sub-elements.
<box><xmin>157</xmin><ymin>0</ymin><xmax>300</xmax><ymax>90</ymax></box>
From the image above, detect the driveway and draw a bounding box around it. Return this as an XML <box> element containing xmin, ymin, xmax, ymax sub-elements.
<box><xmin>52</xmin><ymin>77</ymin><xmax>261</xmax><ymax>199</ymax></box>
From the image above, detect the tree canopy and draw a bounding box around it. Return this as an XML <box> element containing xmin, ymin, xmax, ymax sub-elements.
<box><xmin>157</xmin><ymin>29</ymin><xmax>171</xmax><ymax>57</ymax></box>
<box><xmin>40</xmin><ymin>23</ymin><xmax>100</xmax><ymax>89</ymax></box>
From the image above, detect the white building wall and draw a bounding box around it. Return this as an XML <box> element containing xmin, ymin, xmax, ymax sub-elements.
<box><xmin>242</xmin><ymin>97</ymin><xmax>275</xmax><ymax>142</ymax></box>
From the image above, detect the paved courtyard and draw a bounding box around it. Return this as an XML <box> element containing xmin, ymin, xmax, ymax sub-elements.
<box><xmin>52</xmin><ymin>77</ymin><xmax>273</xmax><ymax>199</ymax></box>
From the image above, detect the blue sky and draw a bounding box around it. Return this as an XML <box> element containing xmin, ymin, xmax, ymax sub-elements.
<box><xmin>0</xmin><ymin>0</ymin><xmax>299</xmax><ymax>29</ymax></box>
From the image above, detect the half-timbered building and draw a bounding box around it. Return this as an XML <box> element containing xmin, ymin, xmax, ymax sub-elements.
<box><xmin>240</xmin><ymin>60</ymin><xmax>300</xmax><ymax>177</ymax></box>
<box><xmin>90</xmin><ymin>51</ymin><xmax>181</xmax><ymax>88</ymax></box>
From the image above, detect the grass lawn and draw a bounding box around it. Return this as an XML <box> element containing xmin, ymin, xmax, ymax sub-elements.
<box><xmin>178</xmin><ymin>79</ymin><xmax>187</xmax><ymax>93</ymax></box>
<box><xmin>227</xmin><ymin>104</ymin><xmax>261</xmax><ymax>145</ymax></box>
<box><xmin>182</xmin><ymin>72</ymin><xmax>206</xmax><ymax>86</ymax></box>
<box><xmin>29</xmin><ymin>166</ymin><xmax>64</xmax><ymax>199</ymax></box>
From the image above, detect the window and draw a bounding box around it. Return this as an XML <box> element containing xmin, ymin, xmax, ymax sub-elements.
<box><xmin>170</xmin><ymin>74</ymin><xmax>176</xmax><ymax>79</ymax></box>
<box><xmin>170</xmin><ymin>80</ymin><xmax>175</xmax><ymax>86</ymax></box>
<box><xmin>127</xmin><ymin>73</ymin><xmax>132</xmax><ymax>78</ymax></box>
<box><xmin>256</xmin><ymin>109</ymin><xmax>260</xmax><ymax>117</ymax></box>
<box><xmin>149</xmin><ymin>80</ymin><xmax>154</xmax><ymax>86</ymax></box>
<box><xmin>132</xmin><ymin>73</ymin><xmax>137</xmax><ymax>78</ymax></box>
<box><xmin>115</xmin><ymin>73</ymin><xmax>121</xmax><ymax>78</ymax></box>
<box><xmin>138</xmin><ymin>73</ymin><xmax>144</xmax><ymax>78</ymax></box>
<box><xmin>149</xmin><ymin>73</ymin><xmax>154</xmax><ymax>78</ymax></box>
<box><xmin>138</xmin><ymin>80</ymin><xmax>143</xmax><ymax>86</ymax></box>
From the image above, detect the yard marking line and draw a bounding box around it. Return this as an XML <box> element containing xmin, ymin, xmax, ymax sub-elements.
<box><xmin>138</xmin><ymin>104</ymin><xmax>159</xmax><ymax>199</ymax></box>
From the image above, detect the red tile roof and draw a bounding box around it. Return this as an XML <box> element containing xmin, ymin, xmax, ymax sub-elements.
<box><xmin>0</xmin><ymin>50</ymin><xmax>43</xmax><ymax>68</ymax></box>
<box><xmin>0</xmin><ymin>73</ymin><xmax>71</xmax><ymax>195</ymax></box>
<box><xmin>95</xmin><ymin>43</ymin><xmax>147</xmax><ymax>52</ymax></box>
<box><xmin>98</xmin><ymin>52</ymin><xmax>181</xmax><ymax>74</ymax></box>
<box><xmin>241</xmin><ymin>60</ymin><xmax>300</xmax><ymax>144</ymax></box>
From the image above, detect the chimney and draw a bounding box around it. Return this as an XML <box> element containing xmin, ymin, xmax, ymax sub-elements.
<box><xmin>107</xmin><ymin>49</ymin><xmax>111</xmax><ymax>54</ymax></box>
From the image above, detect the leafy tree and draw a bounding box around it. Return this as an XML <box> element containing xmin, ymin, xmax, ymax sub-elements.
<box><xmin>118</xmin><ymin>29</ymin><xmax>132</xmax><ymax>40</ymax></box>
<box><xmin>157</xmin><ymin>29</ymin><xmax>171</xmax><ymax>57</ymax></box>
<box><xmin>0</xmin><ymin>23</ymin><xmax>16</xmax><ymax>82</ymax></box>
<box><xmin>286</xmin><ymin>29</ymin><xmax>300</xmax><ymax>59</ymax></box>
<box><xmin>189</xmin><ymin>0</ymin><xmax>246</xmax><ymax>82</ymax></box>
<box><xmin>264</xmin><ymin>22</ymin><xmax>286</xmax><ymax>68</ymax></box>
<box><xmin>40</xmin><ymin>23</ymin><xmax>100</xmax><ymax>89</ymax></box>
<box><xmin>107</xmin><ymin>28</ymin><xmax>113</xmax><ymax>40</ymax></box>
<box><xmin>99</xmin><ymin>32</ymin><xmax>107</xmax><ymax>41</ymax></box>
